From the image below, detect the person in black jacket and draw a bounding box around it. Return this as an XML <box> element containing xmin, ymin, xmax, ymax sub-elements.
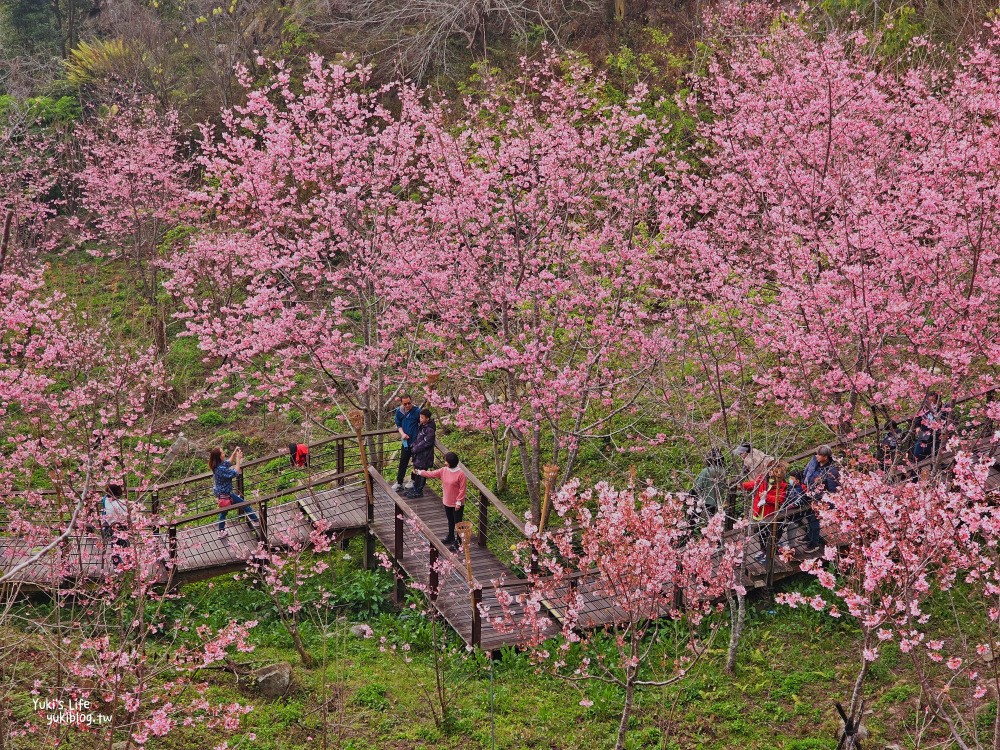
<box><xmin>405</xmin><ymin>409</ymin><xmax>436</xmax><ymax>498</ymax></box>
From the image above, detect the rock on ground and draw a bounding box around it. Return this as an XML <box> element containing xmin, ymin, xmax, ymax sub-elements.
<box><xmin>253</xmin><ymin>662</ymin><xmax>293</xmax><ymax>698</ymax></box>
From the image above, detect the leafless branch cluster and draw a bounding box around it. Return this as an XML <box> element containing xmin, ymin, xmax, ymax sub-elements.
<box><xmin>325</xmin><ymin>0</ymin><xmax>601</xmax><ymax>80</ymax></box>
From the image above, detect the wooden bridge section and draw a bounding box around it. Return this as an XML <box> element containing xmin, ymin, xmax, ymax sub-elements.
<box><xmin>0</xmin><ymin>426</ymin><xmax>553</xmax><ymax>649</ymax></box>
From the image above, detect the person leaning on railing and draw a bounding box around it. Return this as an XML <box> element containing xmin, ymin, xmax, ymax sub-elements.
<box><xmin>743</xmin><ymin>460</ymin><xmax>789</xmax><ymax>564</ymax></box>
<box><xmin>100</xmin><ymin>483</ymin><xmax>130</xmax><ymax>567</ymax></box>
<box><xmin>734</xmin><ymin>443</ymin><xmax>775</xmax><ymax>482</ymax></box>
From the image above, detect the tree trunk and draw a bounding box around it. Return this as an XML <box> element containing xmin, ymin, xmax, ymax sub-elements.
<box><xmin>847</xmin><ymin>653</ymin><xmax>870</xmax><ymax>728</ymax></box>
<box><xmin>0</xmin><ymin>210</ymin><xmax>12</xmax><ymax>275</ymax></box>
<box><xmin>615</xmin><ymin>677</ymin><xmax>635</xmax><ymax>750</ymax></box>
<box><xmin>495</xmin><ymin>437</ymin><xmax>513</xmax><ymax>495</ymax></box>
<box><xmin>286</xmin><ymin>619</ymin><xmax>315</xmax><ymax>668</ymax></box>
<box><xmin>518</xmin><ymin>436</ymin><xmax>542</xmax><ymax>525</ymax></box>
<box><xmin>725</xmin><ymin>586</ymin><xmax>746</xmax><ymax>673</ymax></box>
<box><xmin>993</xmin><ymin>688</ymin><xmax>1000</xmax><ymax>750</ymax></box>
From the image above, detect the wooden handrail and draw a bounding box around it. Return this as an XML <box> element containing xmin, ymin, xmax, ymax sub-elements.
<box><xmin>167</xmin><ymin>468</ymin><xmax>366</xmax><ymax>527</ymax></box>
<box><xmin>142</xmin><ymin>428</ymin><xmax>398</xmax><ymax>496</ymax></box>
<box><xmin>433</xmin><ymin>440</ymin><xmax>526</xmax><ymax>535</ymax></box>
<box><xmin>167</xmin><ymin>497</ymin><xmax>261</xmax><ymax>526</ymax></box>
<box><xmin>368</xmin><ymin>467</ymin><xmax>476</xmax><ymax>584</ymax></box>
<box><xmin>782</xmin><ymin>387</ymin><xmax>995</xmax><ymax>466</ymax></box>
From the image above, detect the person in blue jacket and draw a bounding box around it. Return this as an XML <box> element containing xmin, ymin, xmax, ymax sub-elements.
<box><xmin>210</xmin><ymin>446</ymin><xmax>260</xmax><ymax>538</ymax></box>
<box><xmin>393</xmin><ymin>394</ymin><xmax>421</xmax><ymax>491</ymax></box>
<box><xmin>800</xmin><ymin>445</ymin><xmax>841</xmax><ymax>553</ymax></box>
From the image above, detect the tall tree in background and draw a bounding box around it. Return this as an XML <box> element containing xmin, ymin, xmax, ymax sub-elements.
<box><xmin>75</xmin><ymin>101</ymin><xmax>190</xmax><ymax>311</ymax></box>
<box><xmin>414</xmin><ymin>57</ymin><xmax>683</xmax><ymax>519</ymax></box>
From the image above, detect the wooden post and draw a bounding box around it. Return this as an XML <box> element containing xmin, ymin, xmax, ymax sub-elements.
<box><xmin>260</xmin><ymin>500</ymin><xmax>268</xmax><ymax>544</ymax></box>
<box><xmin>236</xmin><ymin>470</ymin><xmax>245</xmax><ymax>500</ymax></box>
<box><xmin>539</xmin><ymin>464</ymin><xmax>559</xmax><ymax>533</ymax></box>
<box><xmin>168</xmin><ymin>525</ymin><xmax>177</xmax><ymax>562</ymax></box>
<box><xmin>766</xmin><ymin>512</ymin><xmax>780</xmax><ymax>589</ymax></box>
<box><xmin>394</xmin><ymin>502</ymin><xmax>405</xmax><ymax>604</ymax></box>
<box><xmin>151</xmin><ymin>489</ymin><xmax>160</xmax><ymax>534</ymax></box>
<box><xmin>456</xmin><ymin>521</ymin><xmax>474</xmax><ymax>580</ymax></box>
<box><xmin>336</xmin><ymin>438</ymin><xmax>345</xmax><ymax>486</ymax></box>
<box><xmin>724</xmin><ymin>488</ymin><xmax>736</xmax><ymax>532</ymax></box>
<box><xmin>350</xmin><ymin>410</ymin><xmax>376</xmax><ymax>570</ymax></box>
<box><xmin>457</xmin><ymin>520</ymin><xmax>478</xmax><ymax>646</ymax></box>
<box><xmin>428</xmin><ymin>545</ymin><xmax>439</xmax><ymax>602</ymax></box>
<box><xmin>477</xmin><ymin>489</ymin><xmax>488</xmax><ymax>548</ymax></box>
<box><xmin>472</xmin><ymin>587</ymin><xmax>482</xmax><ymax>648</ymax></box>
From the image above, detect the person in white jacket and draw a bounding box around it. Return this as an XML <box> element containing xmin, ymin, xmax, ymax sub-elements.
<box><xmin>733</xmin><ymin>443</ymin><xmax>774</xmax><ymax>480</ymax></box>
<box><xmin>101</xmin><ymin>484</ymin><xmax>130</xmax><ymax>567</ymax></box>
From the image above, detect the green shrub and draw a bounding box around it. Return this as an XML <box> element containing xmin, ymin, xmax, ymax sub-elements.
<box><xmin>197</xmin><ymin>410</ymin><xmax>226</xmax><ymax>427</ymax></box>
<box><xmin>338</xmin><ymin>570</ymin><xmax>393</xmax><ymax>618</ymax></box>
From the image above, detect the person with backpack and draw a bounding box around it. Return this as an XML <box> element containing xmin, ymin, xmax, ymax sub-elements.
<box><xmin>743</xmin><ymin>460</ymin><xmax>789</xmax><ymax>564</ymax></box>
<box><xmin>801</xmin><ymin>445</ymin><xmax>840</xmax><ymax>553</ymax></box>
<box><xmin>393</xmin><ymin>394</ymin><xmax>421</xmax><ymax>492</ymax></box>
<box><xmin>210</xmin><ymin>446</ymin><xmax>260</xmax><ymax>538</ymax></box>
<box><xmin>405</xmin><ymin>409</ymin><xmax>436</xmax><ymax>499</ymax></box>
<box><xmin>413</xmin><ymin>451</ymin><xmax>466</xmax><ymax>550</ymax></box>
<box><xmin>288</xmin><ymin>443</ymin><xmax>309</xmax><ymax>468</ymax></box>
<box><xmin>913</xmin><ymin>392</ymin><xmax>943</xmax><ymax>462</ymax></box>
<box><xmin>101</xmin><ymin>484</ymin><xmax>130</xmax><ymax>567</ymax></box>
<box><xmin>784</xmin><ymin>469</ymin><xmax>822</xmax><ymax>554</ymax></box>
<box><xmin>693</xmin><ymin>448</ymin><xmax>728</xmax><ymax>520</ymax></box>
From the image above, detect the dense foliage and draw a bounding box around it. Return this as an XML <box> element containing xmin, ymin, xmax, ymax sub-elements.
<box><xmin>2</xmin><ymin>1</ymin><xmax>1000</xmax><ymax>748</ymax></box>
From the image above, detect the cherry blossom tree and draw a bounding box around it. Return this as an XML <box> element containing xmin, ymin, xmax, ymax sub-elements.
<box><xmin>242</xmin><ymin>520</ymin><xmax>343</xmax><ymax>668</ymax></box>
<box><xmin>74</xmin><ymin>101</ymin><xmax>191</xmax><ymax>314</ymax></box>
<box><xmin>678</xmin><ymin>14</ymin><xmax>1000</xmax><ymax>436</ymax></box>
<box><xmin>0</xmin><ymin>277</ymin><xmax>261</xmax><ymax>749</ymax></box>
<box><xmin>168</xmin><ymin>55</ymin><xmax>685</xmax><ymax>520</ymax></box>
<box><xmin>494</xmin><ymin>478</ymin><xmax>742</xmax><ymax>750</ymax></box>
<box><xmin>166</xmin><ymin>58</ymin><xmax>446</xmax><ymax>435</ymax></box>
<box><xmin>781</xmin><ymin>440</ymin><xmax>1000</xmax><ymax>748</ymax></box>
<box><xmin>411</xmin><ymin>56</ymin><xmax>685</xmax><ymax>519</ymax></box>
<box><xmin>0</xmin><ymin>108</ymin><xmax>61</xmax><ymax>273</ymax></box>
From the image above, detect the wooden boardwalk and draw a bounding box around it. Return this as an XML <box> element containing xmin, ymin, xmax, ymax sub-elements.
<box><xmin>2</xmin><ymin>399</ymin><xmax>996</xmax><ymax>649</ymax></box>
<box><xmin>367</xmin><ymin>469</ymin><xmax>555</xmax><ymax>650</ymax></box>
<box><xmin>0</xmin><ymin>482</ymin><xmax>372</xmax><ymax>588</ymax></box>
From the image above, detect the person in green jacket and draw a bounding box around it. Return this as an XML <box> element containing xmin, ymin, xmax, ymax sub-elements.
<box><xmin>693</xmin><ymin>448</ymin><xmax>728</xmax><ymax>519</ymax></box>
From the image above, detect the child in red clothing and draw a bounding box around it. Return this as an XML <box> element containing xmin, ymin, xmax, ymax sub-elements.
<box><xmin>413</xmin><ymin>451</ymin><xmax>467</xmax><ymax>548</ymax></box>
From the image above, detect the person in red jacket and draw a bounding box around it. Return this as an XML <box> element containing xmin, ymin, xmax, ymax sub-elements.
<box><xmin>742</xmin><ymin>460</ymin><xmax>789</xmax><ymax>564</ymax></box>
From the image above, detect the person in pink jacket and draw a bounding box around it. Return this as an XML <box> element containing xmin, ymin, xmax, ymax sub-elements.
<box><xmin>413</xmin><ymin>451</ymin><xmax>467</xmax><ymax>549</ymax></box>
